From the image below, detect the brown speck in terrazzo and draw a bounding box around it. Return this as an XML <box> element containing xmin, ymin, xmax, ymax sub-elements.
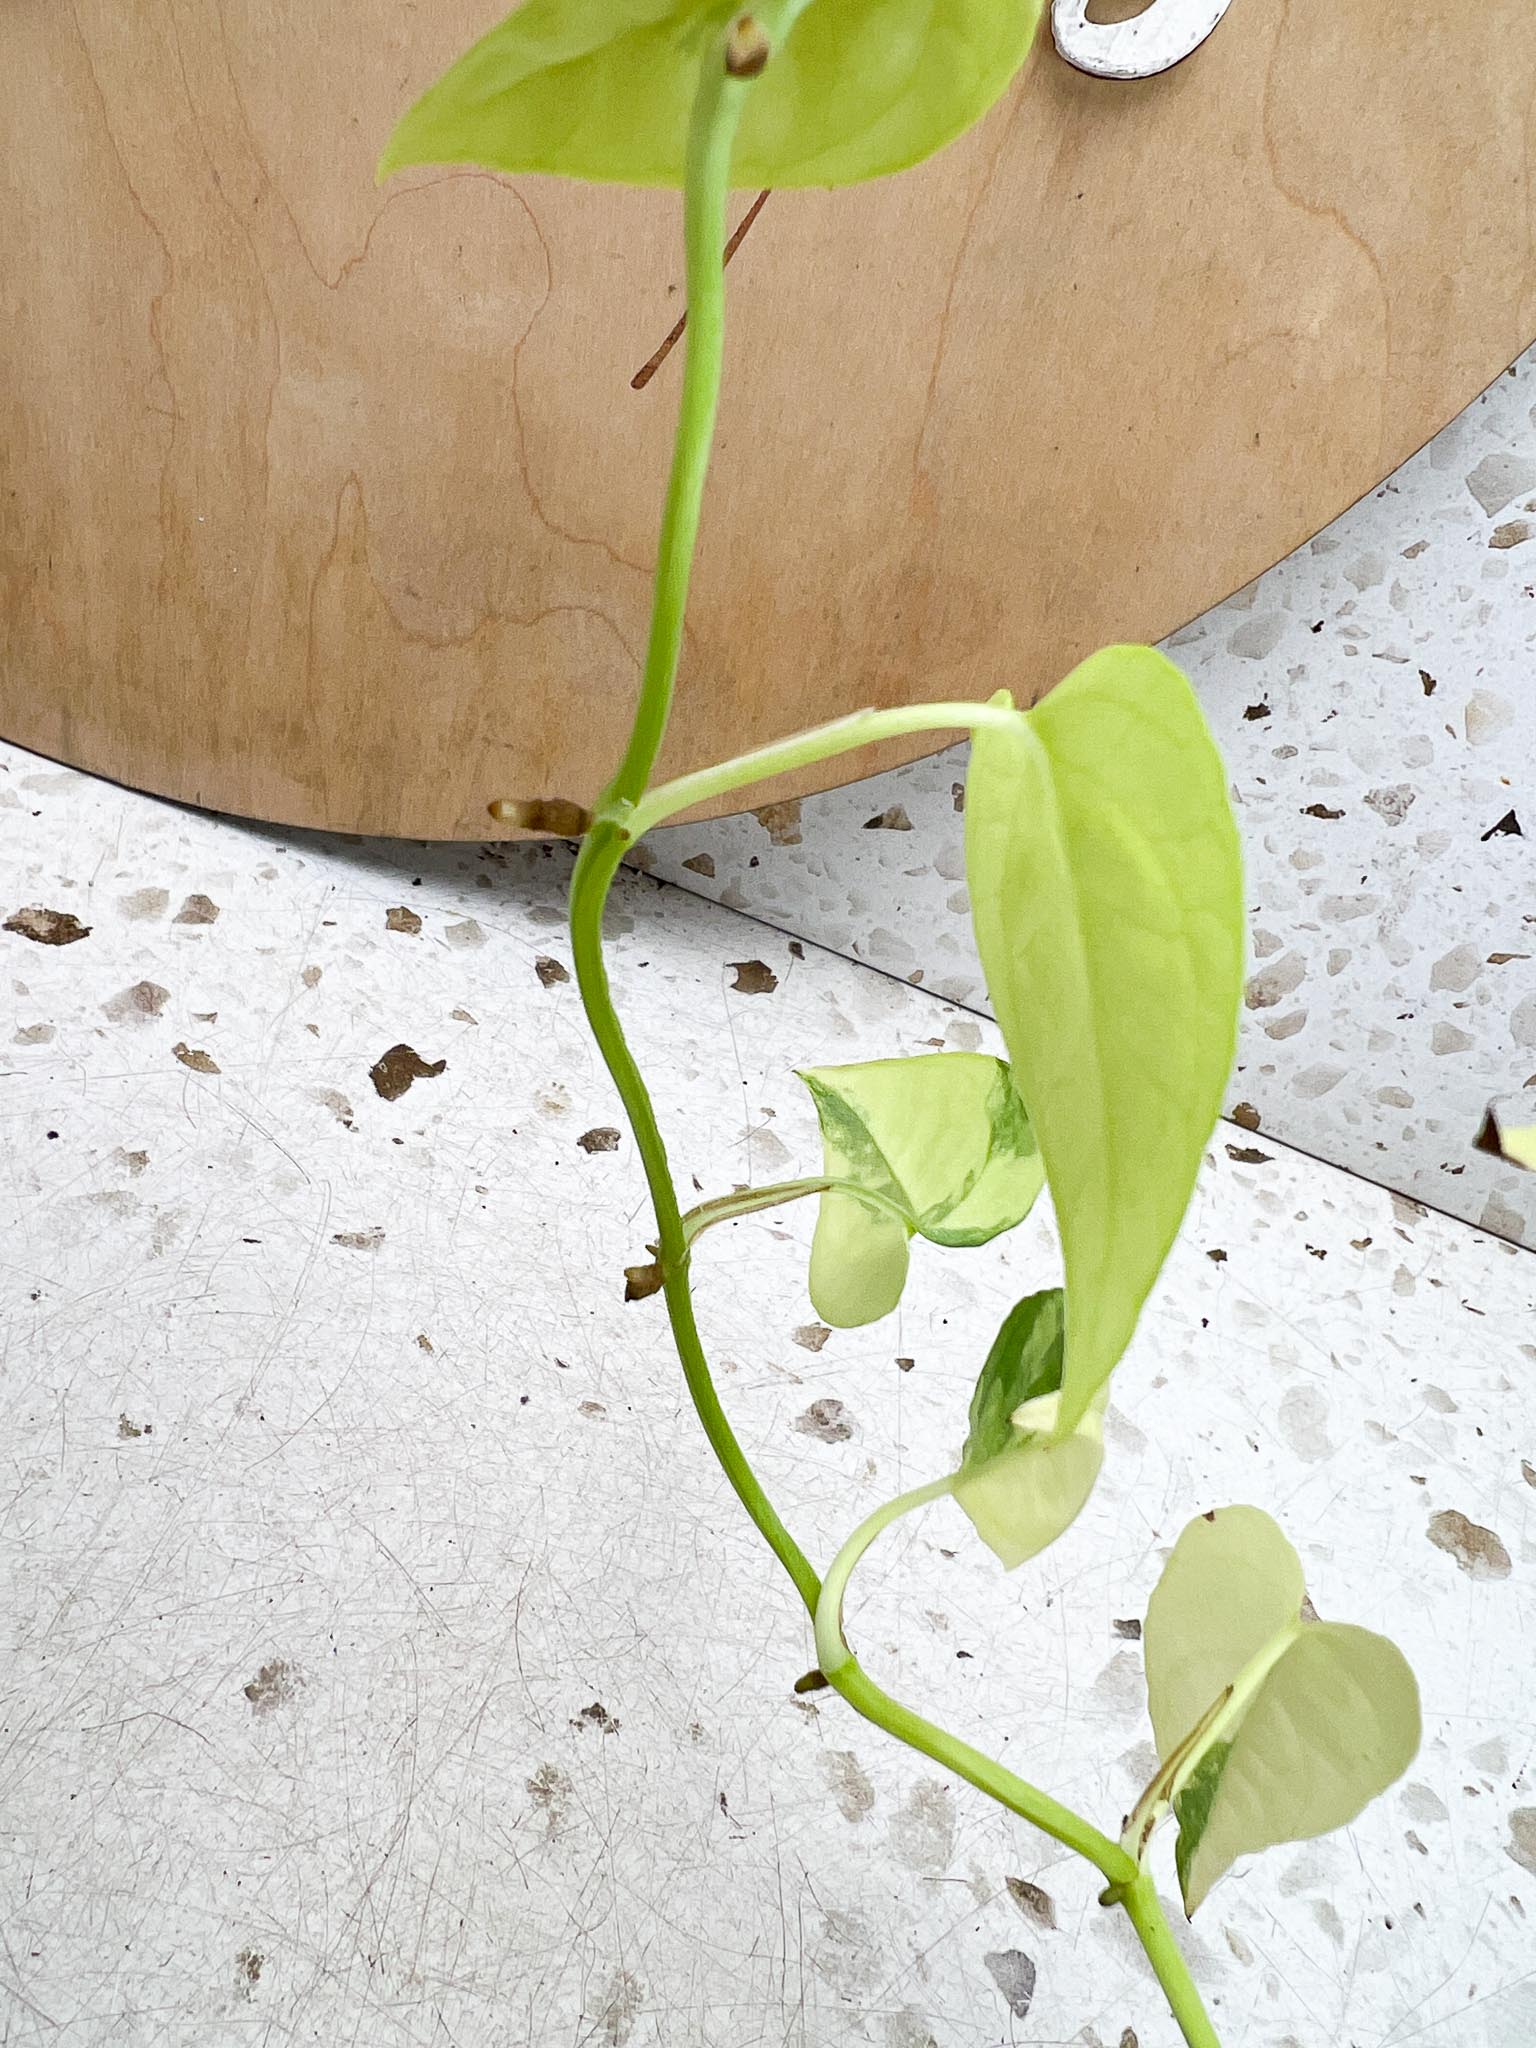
<box><xmin>863</xmin><ymin>805</ymin><xmax>913</xmax><ymax>831</ymax></box>
<box><xmin>369</xmin><ymin>1044</ymin><xmax>446</xmax><ymax>1100</ymax></box>
<box><xmin>1231</xmin><ymin>1102</ymin><xmax>1261</xmax><ymax>1130</ymax></box>
<box><xmin>173</xmin><ymin>893</ymin><xmax>220</xmax><ymax>925</ymax></box>
<box><xmin>1506</xmin><ymin>1810</ymin><xmax>1536</xmax><ymax>1878</ymax></box>
<box><xmin>1226</xmin><ymin>1144</ymin><xmax>1273</xmax><ymax>1165</ymax></box>
<box><xmin>984</xmin><ymin>1950</ymin><xmax>1036</xmax><ymax>2020</ymax></box>
<box><xmin>1521</xmin><ymin>1460</ymin><xmax>1536</xmax><ymax>1488</ymax></box>
<box><xmin>313</xmin><ymin>1088</ymin><xmax>355</xmax><ymax>1129</ymax></box>
<box><xmin>14</xmin><ymin>1023</ymin><xmax>54</xmax><ymax>1044</ymax></box>
<box><xmin>1302</xmin><ymin>803</ymin><xmax>1345</xmax><ymax>820</ymax></box>
<box><xmin>682</xmin><ymin>853</ymin><xmax>715</xmax><ymax>877</ymax></box>
<box><xmin>1489</xmin><ymin>520</ymin><xmax>1532</xmax><ymax>550</ymax></box>
<box><xmin>1006</xmin><ymin>1876</ymin><xmax>1058</xmax><ymax>1928</ymax></box>
<box><xmin>385</xmin><ymin>905</ymin><xmax>422</xmax><ymax>935</ymax></box>
<box><xmin>579</xmin><ymin>1127</ymin><xmax>621</xmax><ymax>1154</ymax></box>
<box><xmin>1206</xmin><ymin>1248</ymin><xmax>1227</xmax><ymax>1263</ymax></box>
<box><xmin>116</xmin><ymin>1414</ymin><xmax>152</xmax><ymax>1439</ymax></box>
<box><xmin>301</xmin><ymin>965</ymin><xmax>322</xmax><ymax>987</ymax></box>
<box><xmin>792</xmin><ymin>1324</ymin><xmax>832</xmax><ymax>1353</ymax></box>
<box><xmin>534</xmin><ymin>955</ymin><xmax>569</xmax><ymax>986</ymax></box>
<box><xmin>332</xmin><ymin>1226</ymin><xmax>385</xmax><ymax>1251</ymax></box>
<box><xmin>754</xmin><ymin>799</ymin><xmax>802</xmax><ymax>846</ymax></box>
<box><xmin>1242</xmin><ymin>702</ymin><xmax>1271</xmax><ymax>721</ymax></box>
<box><xmin>895</xmin><ymin>1355</ymin><xmax>915</xmax><ymax>1373</ymax></box>
<box><xmin>4</xmin><ymin>906</ymin><xmax>91</xmax><ymax>945</ymax></box>
<box><xmin>1427</xmin><ymin>1509</ymin><xmax>1511</xmax><ymax>1579</ymax></box>
<box><xmin>729</xmin><ymin>960</ymin><xmax>778</xmax><ymax>994</ymax></box>
<box><xmin>794</xmin><ymin>1398</ymin><xmax>854</xmax><ymax>1443</ymax></box>
<box><xmin>103</xmin><ymin>980</ymin><xmax>169</xmax><ymax>1022</ymax></box>
<box><xmin>1481</xmin><ymin>809</ymin><xmax>1523</xmax><ymax>841</ymax></box>
<box><xmin>1112</xmin><ymin>1618</ymin><xmax>1142</xmax><ymax>1641</ymax></box>
<box><xmin>243</xmin><ymin>1660</ymin><xmax>301</xmax><ymax>1714</ymax></box>
<box><xmin>172</xmin><ymin>1042</ymin><xmax>220</xmax><ymax>1074</ymax></box>
<box><xmin>119</xmin><ymin>887</ymin><xmax>169</xmax><ymax>920</ymax></box>
<box><xmin>416</xmin><ymin>1333</ymin><xmax>434</xmax><ymax>1353</ymax></box>
<box><xmin>234</xmin><ymin>1948</ymin><xmax>263</xmax><ymax>1999</ymax></box>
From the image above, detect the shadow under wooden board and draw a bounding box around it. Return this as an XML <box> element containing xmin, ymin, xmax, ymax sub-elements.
<box><xmin>3</xmin><ymin>3</ymin><xmax>1534</xmax><ymax>839</ymax></box>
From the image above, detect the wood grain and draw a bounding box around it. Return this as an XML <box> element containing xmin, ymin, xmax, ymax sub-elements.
<box><xmin>3</xmin><ymin>2</ymin><xmax>1533</xmax><ymax>838</ymax></box>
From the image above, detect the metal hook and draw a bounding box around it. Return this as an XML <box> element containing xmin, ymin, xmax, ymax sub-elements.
<box><xmin>1051</xmin><ymin>0</ymin><xmax>1236</xmax><ymax>81</ymax></box>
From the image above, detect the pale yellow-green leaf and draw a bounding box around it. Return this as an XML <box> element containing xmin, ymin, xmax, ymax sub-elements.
<box><xmin>798</xmin><ymin>1054</ymin><xmax>1043</xmax><ymax>1327</ymax></box>
<box><xmin>1145</xmin><ymin>1506</ymin><xmax>1305</xmax><ymax>1761</ymax></box>
<box><xmin>964</xmin><ymin>648</ymin><xmax>1245</xmax><ymax>1428</ymax></box>
<box><xmin>1178</xmin><ymin>1622</ymin><xmax>1421</xmax><ymax>1913</ymax></box>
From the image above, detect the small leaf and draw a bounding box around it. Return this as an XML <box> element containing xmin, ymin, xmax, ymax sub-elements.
<box><xmin>951</xmin><ymin>1290</ymin><xmax>1107</xmax><ymax>1569</ymax></box>
<box><xmin>964</xmin><ymin>649</ymin><xmax>1245</xmax><ymax>1428</ymax></box>
<box><xmin>1140</xmin><ymin>1507</ymin><xmax>1420</xmax><ymax>1915</ymax></box>
<box><xmin>1144</xmin><ymin>1506</ymin><xmax>1304</xmax><ymax>1763</ymax></box>
<box><xmin>379</xmin><ymin>0</ymin><xmax>1047</xmax><ymax>191</ymax></box>
<box><xmin>797</xmin><ymin>1054</ymin><xmax>1043</xmax><ymax>1327</ymax></box>
<box><xmin>1177</xmin><ymin>1623</ymin><xmax>1420</xmax><ymax>1914</ymax></box>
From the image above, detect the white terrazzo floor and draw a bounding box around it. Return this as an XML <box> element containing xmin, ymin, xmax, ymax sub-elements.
<box><xmin>2</xmin><ymin>742</ymin><xmax>1534</xmax><ymax>2047</ymax></box>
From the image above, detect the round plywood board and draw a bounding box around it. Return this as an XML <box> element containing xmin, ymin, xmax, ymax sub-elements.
<box><xmin>3</xmin><ymin>2</ymin><xmax>1534</xmax><ymax>838</ymax></box>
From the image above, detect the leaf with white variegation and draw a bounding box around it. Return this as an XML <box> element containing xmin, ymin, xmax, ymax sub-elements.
<box><xmin>797</xmin><ymin>1053</ymin><xmax>1043</xmax><ymax>1328</ymax></box>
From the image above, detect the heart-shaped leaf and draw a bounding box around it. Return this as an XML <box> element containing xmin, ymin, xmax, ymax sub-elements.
<box><xmin>951</xmin><ymin>1289</ymin><xmax>1108</xmax><ymax>1569</ymax></box>
<box><xmin>1141</xmin><ymin>1507</ymin><xmax>1420</xmax><ymax>1915</ymax></box>
<box><xmin>797</xmin><ymin>1053</ymin><xmax>1044</xmax><ymax>1327</ymax></box>
<box><xmin>379</xmin><ymin>0</ymin><xmax>1046</xmax><ymax>190</ymax></box>
<box><xmin>964</xmin><ymin>648</ymin><xmax>1245</xmax><ymax>1429</ymax></box>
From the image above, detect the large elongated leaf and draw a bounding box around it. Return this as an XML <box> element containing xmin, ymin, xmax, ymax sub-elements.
<box><xmin>951</xmin><ymin>1289</ymin><xmax>1108</xmax><ymax>1569</ymax></box>
<box><xmin>1140</xmin><ymin>1507</ymin><xmax>1420</xmax><ymax>1915</ymax></box>
<box><xmin>964</xmin><ymin>649</ymin><xmax>1245</xmax><ymax>1429</ymax></box>
<box><xmin>1145</xmin><ymin>1505</ymin><xmax>1305</xmax><ymax>1763</ymax></box>
<box><xmin>797</xmin><ymin>1053</ymin><xmax>1044</xmax><ymax>1327</ymax></box>
<box><xmin>379</xmin><ymin>0</ymin><xmax>1045</xmax><ymax>190</ymax></box>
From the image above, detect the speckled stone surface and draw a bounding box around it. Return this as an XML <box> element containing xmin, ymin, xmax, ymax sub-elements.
<box><xmin>3</xmin><ymin>746</ymin><xmax>1533</xmax><ymax>2045</ymax></box>
<box><xmin>638</xmin><ymin>348</ymin><xmax>1536</xmax><ymax>1249</ymax></box>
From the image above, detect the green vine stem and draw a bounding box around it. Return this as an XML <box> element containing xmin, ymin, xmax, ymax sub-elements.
<box><xmin>814</xmin><ymin>1481</ymin><xmax>1224</xmax><ymax>2048</ymax></box>
<box><xmin>565</xmin><ymin>22</ymin><xmax>1223</xmax><ymax>2048</ymax></box>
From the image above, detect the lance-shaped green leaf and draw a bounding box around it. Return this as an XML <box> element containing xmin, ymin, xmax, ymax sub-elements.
<box><xmin>1141</xmin><ymin>1507</ymin><xmax>1421</xmax><ymax>1915</ymax></box>
<box><xmin>964</xmin><ymin>648</ymin><xmax>1245</xmax><ymax>1430</ymax></box>
<box><xmin>797</xmin><ymin>1053</ymin><xmax>1044</xmax><ymax>1327</ymax></box>
<box><xmin>951</xmin><ymin>1289</ymin><xmax>1108</xmax><ymax>1569</ymax></box>
<box><xmin>379</xmin><ymin>0</ymin><xmax>1046</xmax><ymax>191</ymax></box>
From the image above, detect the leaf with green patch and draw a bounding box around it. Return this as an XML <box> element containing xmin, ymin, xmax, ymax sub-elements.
<box><xmin>378</xmin><ymin>0</ymin><xmax>1046</xmax><ymax>191</ymax></box>
<box><xmin>797</xmin><ymin>1053</ymin><xmax>1044</xmax><ymax>1327</ymax></box>
<box><xmin>951</xmin><ymin>1289</ymin><xmax>1107</xmax><ymax>1569</ymax></box>
<box><xmin>964</xmin><ymin>647</ymin><xmax>1245</xmax><ymax>1429</ymax></box>
<box><xmin>1140</xmin><ymin>1507</ymin><xmax>1420</xmax><ymax>1915</ymax></box>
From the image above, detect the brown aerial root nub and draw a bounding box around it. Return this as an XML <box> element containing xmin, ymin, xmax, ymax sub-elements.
<box><xmin>725</xmin><ymin>14</ymin><xmax>771</xmax><ymax>77</ymax></box>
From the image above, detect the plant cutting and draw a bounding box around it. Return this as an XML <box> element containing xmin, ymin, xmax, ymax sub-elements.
<box><xmin>381</xmin><ymin>6</ymin><xmax>1421</xmax><ymax>2040</ymax></box>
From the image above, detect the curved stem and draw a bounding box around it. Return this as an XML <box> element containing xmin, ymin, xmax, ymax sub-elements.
<box><xmin>567</xmin><ymin>38</ymin><xmax>820</xmax><ymax>1616</ymax></box>
<box><xmin>626</xmin><ymin>698</ymin><xmax>1021</xmax><ymax>837</ymax></box>
<box><xmin>1121</xmin><ymin>1872</ymin><xmax>1225</xmax><ymax>2048</ymax></box>
<box><xmin>680</xmin><ymin>1174</ymin><xmax>911</xmax><ymax>1246</ymax></box>
<box><xmin>813</xmin><ymin>1476</ymin><xmax>1135</xmax><ymax>1878</ymax></box>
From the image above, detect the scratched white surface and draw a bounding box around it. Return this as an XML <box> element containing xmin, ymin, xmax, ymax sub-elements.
<box><xmin>639</xmin><ymin>345</ymin><xmax>1536</xmax><ymax>1252</ymax></box>
<box><xmin>2</xmin><ymin>744</ymin><xmax>1534</xmax><ymax>2047</ymax></box>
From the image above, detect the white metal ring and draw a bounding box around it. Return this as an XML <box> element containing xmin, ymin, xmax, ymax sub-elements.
<box><xmin>1051</xmin><ymin>0</ymin><xmax>1236</xmax><ymax>81</ymax></box>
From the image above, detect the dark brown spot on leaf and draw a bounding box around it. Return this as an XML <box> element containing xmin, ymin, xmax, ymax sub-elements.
<box><xmin>385</xmin><ymin>905</ymin><xmax>422</xmax><ymax>935</ymax></box>
<box><xmin>534</xmin><ymin>955</ymin><xmax>570</xmax><ymax>986</ymax></box>
<box><xmin>579</xmin><ymin>1126</ymin><xmax>621</xmax><ymax>1154</ymax></box>
<box><xmin>173</xmin><ymin>1042</ymin><xmax>220</xmax><ymax>1074</ymax></box>
<box><xmin>730</xmin><ymin>960</ymin><xmax>778</xmax><ymax>995</ymax></box>
<box><xmin>369</xmin><ymin>1044</ymin><xmax>446</xmax><ymax>1100</ymax></box>
<box><xmin>1427</xmin><ymin>1509</ymin><xmax>1511</xmax><ymax>1579</ymax></box>
<box><xmin>173</xmin><ymin>893</ymin><xmax>220</xmax><ymax>925</ymax></box>
<box><xmin>4</xmin><ymin>906</ymin><xmax>91</xmax><ymax>945</ymax></box>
